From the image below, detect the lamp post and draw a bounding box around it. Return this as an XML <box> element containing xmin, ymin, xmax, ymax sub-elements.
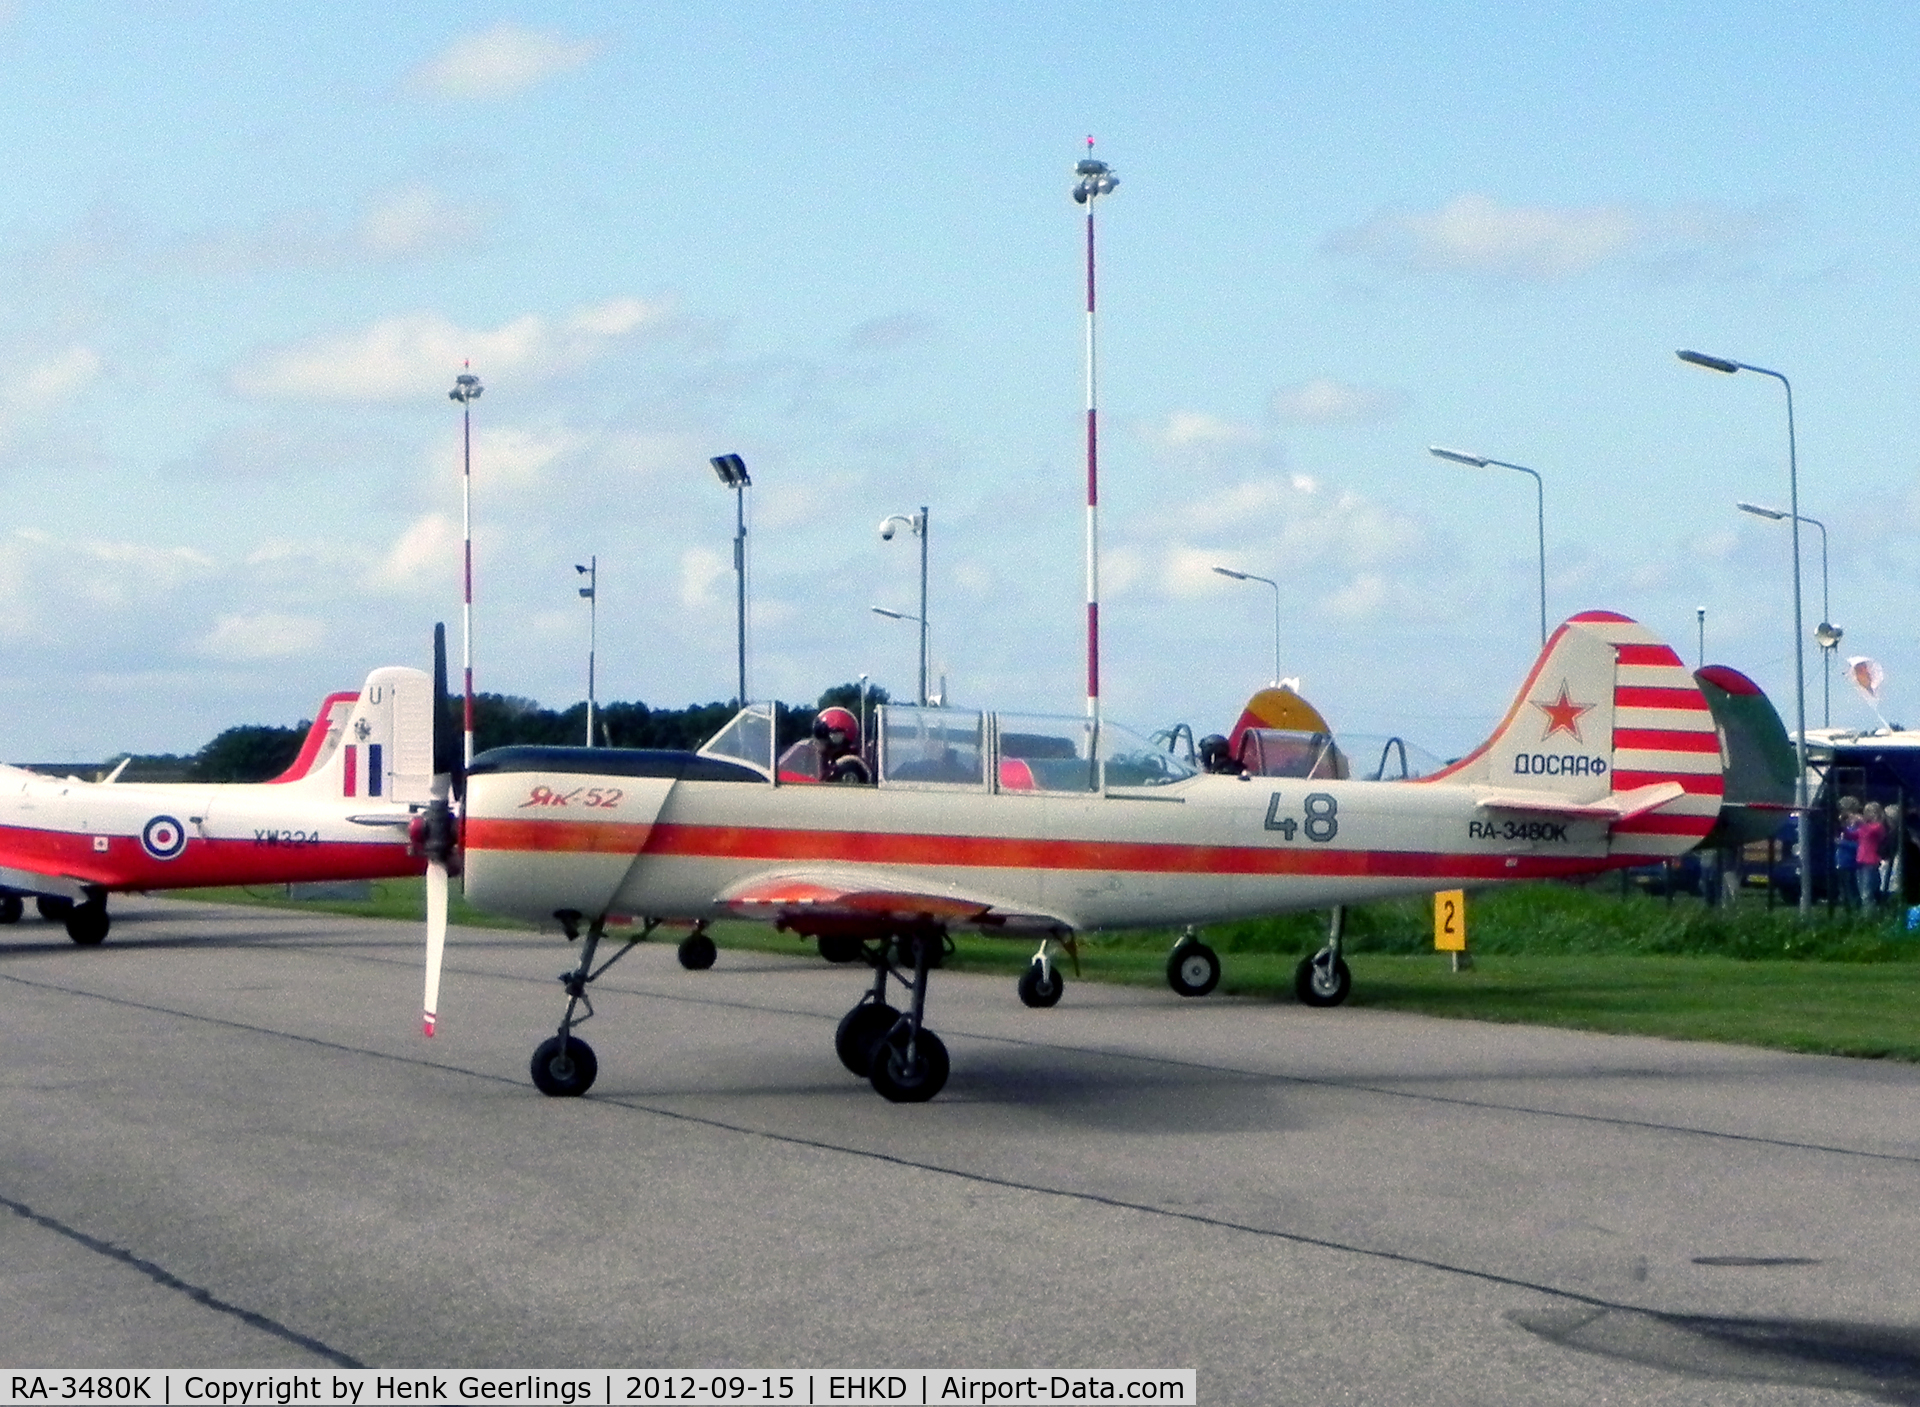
<box><xmin>709</xmin><ymin>454</ymin><xmax>751</xmax><ymax>706</ymax></box>
<box><xmin>870</xmin><ymin>607</ymin><xmax>928</xmax><ymax>705</ymax></box>
<box><xmin>1073</xmin><ymin>140</ymin><xmax>1117</xmax><ymax>729</ymax></box>
<box><xmin>1736</xmin><ymin>501</ymin><xmax>1838</xmax><ymax>727</ymax></box>
<box><xmin>1680</xmin><ymin>349</ymin><xmax>1810</xmax><ymax>918</ymax></box>
<box><xmin>1697</xmin><ymin>606</ymin><xmax>1706</xmax><ymax>670</ymax></box>
<box><xmin>879</xmin><ymin>508</ymin><xmax>929</xmax><ymax>706</ymax></box>
<box><xmin>1211</xmin><ymin>566</ymin><xmax>1282</xmax><ymax>686</ymax></box>
<box><xmin>448</xmin><ymin>368</ymin><xmax>482</xmax><ymax>767</ymax></box>
<box><xmin>1429</xmin><ymin>445</ymin><xmax>1547</xmax><ymax>645</ymax></box>
<box><xmin>575</xmin><ymin>557</ymin><xmax>597</xmax><ymax>746</ymax></box>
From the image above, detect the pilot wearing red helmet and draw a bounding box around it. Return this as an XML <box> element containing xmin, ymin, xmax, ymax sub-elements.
<box><xmin>813</xmin><ymin>706</ymin><xmax>871</xmax><ymax>783</ymax></box>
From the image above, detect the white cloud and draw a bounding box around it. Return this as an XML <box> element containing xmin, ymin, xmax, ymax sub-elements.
<box><xmin>1323</xmin><ymin>572</ymin><xmax>1389</xmax><ymax>619</ymax></box>
<box><xmin>678</xmin><ymin>546</ymin><xmax>728</xmax><ymax>608</ymax></box>
<box><xmin>1270</xmin><ymin>377</ymin><xmax>1403</xmax><ymax>425</ymax></box>
<box><xmin>1326</xmin><ymin>193</ymin><xmax>1765</xmax><ymax>281</ymax></box>
<box><xmin>0</xmin><ymin>345</ymin><xmax>101</xmax><ymax>434</ymax></box>
<box><xmin>1140</xmin><ymin>411</ymin><xmax>1261</xmax><ymax>450</ymax></box>
<box><xmin>1175</xmin><ymin>477</ymin><xmax>1292</xmax><ymax>535</ymax></box>
<box><xmin>1162</xmin><ymin>544</ymin><xmax>1244</xmax><ymax>598</ymax></box>
<box><xmin>232</xmin><ymin>297</ymin><xmax>669</xmax><ymax>401</ymax></box>
<box><xmin>355</xmin><ymin>186</ymin><xmax>487</xmax><ymax>259</ymax></box>
<box><xmin>376</xmin><ymin>513</ymin><xmax>460</xmax><ymax>589</ymax></box>
<box><xmin>198</xmin><ymin>612</ymin><xmax>325</xmax><ymax>661</ymax></box>
<box><xmin>472</xmin><ymin>425</ymin><xmax>582</xmax><ymax>490</ymax></box>
<box><xmin>409</xmin><ymin>22</ymin><xmax>605</xmax><ymax>99</ymax></box>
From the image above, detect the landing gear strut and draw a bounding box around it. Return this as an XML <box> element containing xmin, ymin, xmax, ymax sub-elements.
<box><xmin>1294</xmin><ymin>905</ymin><xmax>1351</xmax><ymax>1007</ymax></box>
<box><xmin>529</xmin><ymin>913</ymin><xmax>653</xmax><ymax>1097</ymax></box>
<box><xmin>834</xmin><ymin>928</ymin><xmax>949</xmax><ymax>1101</ymax></box>
<box><xmin>1166</xmin><ymin>925</ymin><xmax>1220</xmax><ymax>998</ymax></box>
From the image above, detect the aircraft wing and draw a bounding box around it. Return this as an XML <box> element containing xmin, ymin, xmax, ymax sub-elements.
<box><xmin>1476</xmin><ymin>781</ymin><xmax>1687</xmax><ymax>823</ymax></box>
<box><xmin>716</xmin><ymin>868</ymin><xmax>1071</xmax><ymax>936</ymax></box>
<box><xmin>0</xmin><ymin>859</ymin><xmax>97</xmax><ymax>902</ymax></box>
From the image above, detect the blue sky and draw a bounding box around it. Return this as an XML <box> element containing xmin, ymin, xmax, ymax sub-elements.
<box><xmin>4</xmin><ymin>1</ymin><xmax>1918</xmax><ymax>760</ymax></box>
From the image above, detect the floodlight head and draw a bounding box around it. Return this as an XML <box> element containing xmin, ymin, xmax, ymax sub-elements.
<box><xmin>1678</xmin><ymin>349</ymin><xmax>1740</xmax><ymax>375</ymax></box>
<box><xmin>879</xmin><ymin>520</ymin><xmax>896</xmax><ymax>540</ymax></box>
<box><xmin>1428</xmin><ymin>445</ymin><xmax>1488</xmax><ymax>468</ymax></box>
<box><xmin>449</xmin><ymin>372</ymin><xmax>482</xmax><ymax>404</ymax></box>
<box><xmin>575</xmin><ymin>563</ymin><xmax>589</xmax><ymax>574</ymax></box>
<box><xmin>1815</xmin><ymin>622</ymin><xmax>1844</xmax><ymax>649</ymax></box>
<box><xmin>710</xmin><ymin>453</ymin><xmax>749</xmax><ymax>488</ymax></box>
<box><xmin>1736</xmin><ymin>500</ymin><xmax>1788</xmax><ymax>521</ymax></box>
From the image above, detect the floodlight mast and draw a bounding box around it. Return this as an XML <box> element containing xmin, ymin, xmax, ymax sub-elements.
<box><xmin>576</xmin><ymin>557</ymin><xmax>597</xmax><ymax>746</ymax></box>
<box><xmin>449</xmin><ymin>368</ymin><xmax>482</xmax><ymax>767</ymax></box>
<box><xmin>1073</xmin><ymin>138</ymin><xmax>1117</xmax><ymax>730</ymax></box>
<box><xmin>710</xmin><ymin>454</ymin><xmax>751</xmax><ymax>706</ymax></box>
<box><xmin>878</xmin><ymin>510</ymin><xmax>930</xmax><ymax>704</ymax></box>
<box><xmin>1679</xmin><ymin>349</ymin><xmax>1810</xmax><ymax>918</ymax></box>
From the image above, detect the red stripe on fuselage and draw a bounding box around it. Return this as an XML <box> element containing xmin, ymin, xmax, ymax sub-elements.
<box><xmin>0</xmin><ymin>823</ymin><xmax>421</xmax><ymax>891</ymax></box>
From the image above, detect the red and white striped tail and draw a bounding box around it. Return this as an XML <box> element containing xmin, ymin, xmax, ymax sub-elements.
<box><xmin>1587</xmin><ymin>611</ymin><xmax>1723</xmax><ymax>860</ymax></box>
<box><xmin>1426</xmin><ymin>611</ymin><xmax>1723</xmax><ymax>860</ymax></box>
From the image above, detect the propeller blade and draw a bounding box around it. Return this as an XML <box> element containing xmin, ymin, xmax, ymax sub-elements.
<box><xmin>432</xmin><ymin>621</ymin><xmax>465</xmax><ymax>800</ymax></box>
<box><xmin>423</xmin><ymin>848</ymin><xmax>448</xmax><ymax>1037</ymax></box>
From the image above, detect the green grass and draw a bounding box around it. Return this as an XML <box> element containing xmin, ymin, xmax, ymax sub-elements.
<box><xmin>182</xmin><ymin>877</ymin><xmax>526</xmax><ymax>930</ymax></box>
<box><xmin>177</xmin><ymin>878</ymin><xmax>1920</xmax><ymax>1060</ymax></box>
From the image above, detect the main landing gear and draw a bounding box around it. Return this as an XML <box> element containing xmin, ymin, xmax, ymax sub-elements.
<box><xmin>35</xmin><ymin>891</ymin><xmax>109</xmax><ymax>945</ymax></box>
<box><xmin>834</xmin><ymin>929</ymin><xmax>949</xmax><ymax>1102</ymax></box>
<box><xmin>529</xmin><ymin>913</ymin><xmax>654</xmax><ymax>1098</ymax></box>
<box><xmin>1166</xmin><ymin>925</ymin><xmax>1221</xmax><ymax>998</ymax></box>
<box><xmin>676</xmin><ymin>921</ymin><xmax>717</xmax><ymax>970</ymax></box>
<box><xmin>1294</xmin><ymin>904</ymin><xmax>1351</xmax><ymax>1007</ymax></box>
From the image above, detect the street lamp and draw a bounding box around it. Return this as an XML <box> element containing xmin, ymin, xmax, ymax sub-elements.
<box><xmin>1429</xmin><ymin>445</ymin><xmax>1547</xmax><ymax>645</ymax></box>
<box><xmin>1737</xmin><ymin>501</ymin><xmax>1839</xmax><ymax>726</ymax></box>
<box><xmin>1211</xmin><ymin>566</ymin><xmax>1282</xmax><ymax>686</ymax></box>
<box><xmin>879</xmin><ymin>508</ymin><xmax>929</xmax><ymax>706</ymax></box>
<box><xmin>1073</xmin><ymin>139</ymin><xmax>1118</xmax><ymax>728</ymax></box>
<box><xmin>1697</xmin><ymin>606</ymin><xmax>1706</xmax><ymax>670</ymax></box>
<box><xmin>870</xmin><ymin>606</ymin><xmax>928</xmax><ymax>705</ymax></box>
<box><xmin>709</xmin><ymin>453</ymin><xmax>751</xmax><ymax>707</ymax></box>
<box><xmin>448</xmin><ymin>368</ymin><xmax>482</xmax><ymax>767</ymax></box>
<box><xmin>1679</xmin><ymin>348</ymin><xmax>1810</xmax><ymax>918</ymax></box>
<box><xmin>575</xmin><ymin>557</ymin><xmax>597</xmax><ymax>747</ymax></box>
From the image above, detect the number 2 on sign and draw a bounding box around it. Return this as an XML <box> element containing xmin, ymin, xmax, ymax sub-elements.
<box><xmin>1434</xmin><ymin>889</ymin><xmax>1466</xmax><ymax>952</ymax></box>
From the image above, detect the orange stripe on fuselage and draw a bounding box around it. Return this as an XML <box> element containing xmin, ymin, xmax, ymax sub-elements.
<box><xmin>466</xmin><ymin>816</ymin><xmax>1632</xmax><ymax>883</ymax></box>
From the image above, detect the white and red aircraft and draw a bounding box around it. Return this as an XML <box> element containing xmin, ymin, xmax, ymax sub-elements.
<box><xmin>0</xmin><ymin>664</ymin><xmax>436</xmax><ymax>943</ymax></box>
<box><xmin>425</xmin><ymin>611</ymin><xmax>1723</xmax><ymax>1103</ymax></box>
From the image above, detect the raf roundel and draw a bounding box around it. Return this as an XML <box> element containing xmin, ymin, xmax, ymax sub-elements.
<box><xmin>141</xmin><ymin>814</ymin><xmax>188</xmax><ymax>861</ymax></box>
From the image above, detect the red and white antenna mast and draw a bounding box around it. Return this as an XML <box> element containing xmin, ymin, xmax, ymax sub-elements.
<box><xmin>1072</xmin><ymin>138</ymin><xmax>1117</xmax><ymax>727</ymax></box>
<box><xmin>449</xmin><ymin>365</ymin><xmax>483</xmax><ymax>767</ymax></box>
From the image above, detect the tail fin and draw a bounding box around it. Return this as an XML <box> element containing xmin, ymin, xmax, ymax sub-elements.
<box><xmin>278</xmin><ymin>666</ymin><xmax>435</xmax><ymax>806</ymax></box>
<box><xmin>1426</xmin><ymin>611</ymin><xmax>1723</xmax><ymax>860</ymax></box>
<box><xmin>1694</xmin><ymin>664</ymin><xmax>1796</xmax><ymax>848</ymax></box>
<box><xmin>265</xmin><ymin>692</ymin><xmax>359</xmax><ymax>784</ymax></box>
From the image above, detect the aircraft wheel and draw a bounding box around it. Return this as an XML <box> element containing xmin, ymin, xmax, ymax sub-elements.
<box><xmin>869</xmin><ymin>1028</ymin><xmax>949</xmax><ymax>1103</ymax></box>
<box><xmin>1017</xmin><ymin>961</ymin><xmax>1064</xmax><ymax>1008</ymax></box>
<box><xmin>818</xmin><ymin>934</ymin><xmax>863</xmax><ymax>964</ymax></box>
<box><xmin>835</xmin><ymin>1002</ymin><xmax>900</xmax><ymax>1076</ymax></box>
<box><xmin>1294</xmin><ymin>952</ymin><xmax>1351</xmax><ymax>1008</ymax></box>
<box><xmin>1167</xmin><ymin>941</ymin><xmax>1221</xmax><ymax>998</ymax></box>
<box><xmin>65</xmin><ymin>902</ymin><xmax>110</xmax><ymax>947</ymax></box>
<box><xmin>530</xmin><ymin>1036</ymin><xmax>598</xmax><ymax>1097</ymax></box>
<box><xmin>677</xmin><ymin>932</ymin><xmax>717</xmax><ymax>970</ymax></box>
<box><xmin>0</xmin><ymin>893</ymin><xmax>21</xmax><ymax>924</ymax></box>
<box><xmin>37</xmin><ymin>895</ymin><xmax>73</xmax><ymax>922</ymax></box>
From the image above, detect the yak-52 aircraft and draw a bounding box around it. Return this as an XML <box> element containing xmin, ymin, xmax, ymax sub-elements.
<box><xmin>0</xmin><ymin>665</ymin><xmax>434</xmax><ymax>943</ymax></box>
<box><xmin>415</xmin><ymin>610</ymin><xmax>1726</xmax><ymax>1104</ymax></box>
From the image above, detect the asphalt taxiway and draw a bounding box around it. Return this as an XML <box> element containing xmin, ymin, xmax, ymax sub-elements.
<box><xmin>3</xmin><ymin>896</ymin><xmax>1918</xmax><ymax>1403</ymax></box>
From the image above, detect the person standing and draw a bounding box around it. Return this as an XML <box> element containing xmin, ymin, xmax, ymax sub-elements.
<box><xmin>1834</xmin><ymin>797</ymin><xmax>1862</xmax><ymax>910</ymax></box>
<box><xmin>1854</xmin><ymin>802</ymin><xmax>1889</xmax><ymax>909</ymax></box>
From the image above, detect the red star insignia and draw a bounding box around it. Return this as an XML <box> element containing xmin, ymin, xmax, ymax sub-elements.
<box><xmin>1533</xmin><ymin>681</ymin><xmax>1593</xmax><ymax>742</ymax></box>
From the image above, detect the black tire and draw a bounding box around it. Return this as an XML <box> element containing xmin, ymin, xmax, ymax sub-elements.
<box><xmin>0</xmin><ymin>893</ymin><xmax>21</xmax><ymax>924</ymax></box>
<box><xmin>818</xmin><ymin>933</ymin><xmax>863</xmax><ymax>964</ymax></box>
<box><xmin>65</xmin><ymin>902</ymin><xmax>110</xmax><ymax>947</ymax></box>
<box><xmin>677</xmin><ymin>932</ymin><xmax>717</xmax><ymax>970</ymax></box>
<box><xmin>37</xmin><ymin>895</ymin><xmax>73</xmax><ymax>922</ymax></box>
<box><xmin>1294</xmin><ymin>952</ymin><xmax>1352</xmax><ymax>1007</ymax></box>
<box><xmin>869</xmin><ymin>1027</ymin><xmax>950</xmax><ymax>1103</ymax></box>
<box><xmin>1017</xmin><ymin>961</ymin><xmax>1064</xmax><ymax>1008</ymax></box>
<box><xmin>834</xmin><ymin>1002</ymin><xmax>900</xmax><ymax>1076</ymax></box>
<box><xmin>530</xmin><ymin>1035</ymin><xmax>598</xmax><ymax>1097</ymax></box>
<box><xmin>1167</xmin><ymin>941</ymin><xmax>1221</xmax><ymax>998</ymax></box>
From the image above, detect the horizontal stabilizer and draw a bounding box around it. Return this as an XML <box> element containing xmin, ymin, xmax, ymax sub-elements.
<box><xmin>1477</xmin><ymin>780</ymin><xmax>1686</xmax><ymax>822</ymax></box>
